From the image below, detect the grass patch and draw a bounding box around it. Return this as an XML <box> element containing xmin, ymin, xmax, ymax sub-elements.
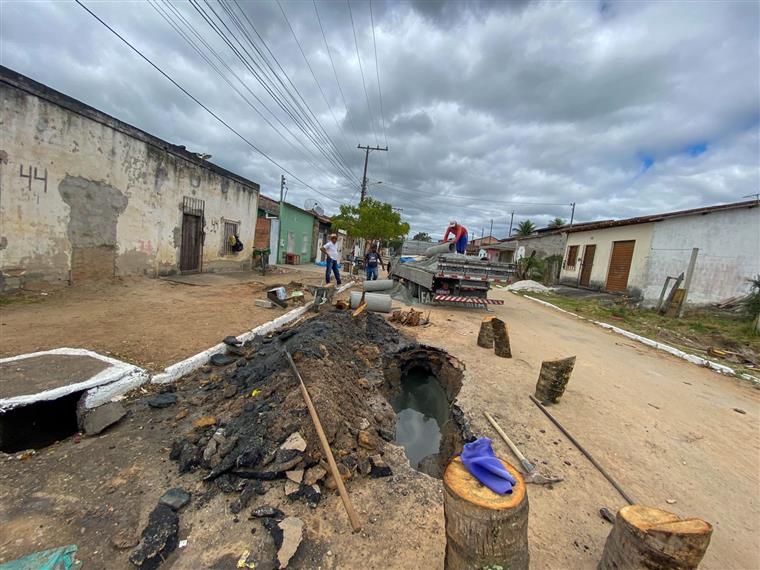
<box><xmin>525</xmin><ymin>292</ymin><xmax>760</xmax><ymax>375</ymax></box>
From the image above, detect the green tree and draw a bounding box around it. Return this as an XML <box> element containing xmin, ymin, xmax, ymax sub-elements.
<box><xmin>331</xmin><ymin>198</ymin><xmax>410</xmax><ymax>244</ymax></box>
<box><xmin>412</xmin><ymin>232</ymin><xmax>433</xmax><ymax>242</ymax></box>
<box><xmin>515</xmin><ymin>220</ymin><xmax>536</xmax><ymax>236</ymax></box>
<box><xmin>548</xmin><ymin>217</ymin><xmax>566</xmax><ymax>229</ymax></box>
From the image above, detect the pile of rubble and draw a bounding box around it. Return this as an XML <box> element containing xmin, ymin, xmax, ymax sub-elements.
<box><xmin>139</xmin><ymin>310</ymin><xmax>414</xmax><ymax>567</ymax></box>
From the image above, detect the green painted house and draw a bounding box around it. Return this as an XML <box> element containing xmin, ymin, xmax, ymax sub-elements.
<box><xmin>278</xmin><ymin>202</ymin><xmax>316</xmax><ymax>264</ymax></box>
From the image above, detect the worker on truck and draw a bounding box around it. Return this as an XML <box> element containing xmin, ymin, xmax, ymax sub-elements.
<box><xmin>443</xmin><ymin>220</ymin><xmax>469</xmax><ymax>254</ymax></box>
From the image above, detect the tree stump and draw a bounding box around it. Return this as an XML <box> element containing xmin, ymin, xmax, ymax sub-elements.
<box><xmin>491</xmin><ymin>318</ymin><xmax>512</xmax><ymax>358</ymax></box>
<box><xmin>477</xmin><ymin>316</ymin><xmax>495</xmax><ymax>348</ymax></box>
<box><xmin>534</xmin><ymin>356</ymin><xmax>576</xmax><ymax>403</ymax></box>
<box><xmin>443</xmin><ymin>456</ymin><xmax>529</xmax><ymax>570</ymax></box>
<box><xmin>599</xmin><ymin>505</ymin><xmax>712</xmax><ymax>570</ymax></box>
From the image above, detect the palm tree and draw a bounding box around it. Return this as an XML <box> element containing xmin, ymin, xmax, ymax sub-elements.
<box><xmin>514</xmin><ymin>220</ymin><xmax>536</xmax><ymax>236</ymax></box>
<box><xmin>548</xmin><ymin>217</ymin><xmax>565</xmax><ymax>229</ymax></box>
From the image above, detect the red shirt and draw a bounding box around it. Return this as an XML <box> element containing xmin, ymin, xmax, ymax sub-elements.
<box><xmin>443</xmin><ymin>224</ymin><xmax>468</xmax><ymax>242</ymax></box>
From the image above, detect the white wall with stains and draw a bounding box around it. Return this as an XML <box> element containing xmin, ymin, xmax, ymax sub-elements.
<box><xmin>0</xmin><ymin>71</ymin><xmax>259</xmax><ymax>290</ymax></box>
<box><xmin>642</xmin><ymin>205</ymin><xmax>760</xmax><ymax>306</ymax></box>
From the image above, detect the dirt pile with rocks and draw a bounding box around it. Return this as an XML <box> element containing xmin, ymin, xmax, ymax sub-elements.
<box><xmin>164</xmin><ymin>310</ymin><xmax>413</xmax><ymax>511</ymax></box>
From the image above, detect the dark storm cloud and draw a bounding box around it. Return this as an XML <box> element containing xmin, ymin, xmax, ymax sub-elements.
<box><xmin>1</xmin><ymin>0</ymin><xmax>757</xmax><ymax>238</ymax></box>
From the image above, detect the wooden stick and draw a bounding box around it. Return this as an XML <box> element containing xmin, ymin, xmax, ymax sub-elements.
<box><xmin>284</xmin><ymin>350</ymin><xmax>362</xmax><ymax>532</ymax></box>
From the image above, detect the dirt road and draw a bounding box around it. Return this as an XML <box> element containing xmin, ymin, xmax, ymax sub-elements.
<box><xmin>0</xmin><ymin>285</ymin><xmax>757</xmax><ymax>569</ymax></box>
<box><xmin>406</xmin><ymin>289</ymin><xmax>760</xmax><ymax>569</ymax></box>
<box><xmin>0</xmin><ymin>268</ymin><xmax>331</xmax><ymax>371</ymax></box>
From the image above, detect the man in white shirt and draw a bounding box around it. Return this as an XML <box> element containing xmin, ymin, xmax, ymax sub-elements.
<box><xmin>320</xmin><ymin>234</ymin><xmax>342</xmax><ymax>285</ymax></box>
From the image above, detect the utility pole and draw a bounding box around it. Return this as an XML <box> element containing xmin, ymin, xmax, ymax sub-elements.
<box><xmin>508</xmin><ymin>211</ymin><xmax>514</xmax><ymax>237</ymax></box>
<box><xmin>358</xmin><ymin>144</ymin><xmax>388</xmax><ymax>202</ymax></box>
<box><xmin>570</xmin><ymin>202</ymin><xmax>576</xmax><ymax>226</ymax></box>
<box><xmin>489</xmin><ymin>219</ymin><xmax>493</xmax><ymax>240</ymax></box>
<box><xmin>277</xmin><ymin>174</ymin><xmax>285</xmax><ymax>265</ymax></box>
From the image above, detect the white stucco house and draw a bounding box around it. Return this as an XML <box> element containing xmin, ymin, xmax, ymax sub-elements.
<box><xmin>560</xmin><ymin>200</ymin><xmax>760</xmax><ymax>306</ymax></box>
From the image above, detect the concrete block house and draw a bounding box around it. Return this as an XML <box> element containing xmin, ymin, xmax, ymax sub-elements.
<box><xmin>560</xmin><ymin>200</ymin><xmax>759</xmax><ymax>306</ymax></box>
<box><xmin>0</xmin><ymin>66</ymin><xmax>259</xmax><ymax>291</ymax></box>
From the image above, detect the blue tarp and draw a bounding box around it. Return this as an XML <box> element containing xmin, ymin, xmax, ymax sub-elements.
<box><xmin>0</xmin><ymin>545</ymin><xmax>81</xmax><ymax>570</ymax></box>
<box><xmin>398</xmin><ymin>257</ymin><xmax>416</xmax><ymax>263</ymax></box>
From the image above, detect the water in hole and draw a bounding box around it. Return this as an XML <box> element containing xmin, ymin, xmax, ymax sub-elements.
<box><xmin>391</xmin><ymin>367</ymin><xmax>450</xmax><ymax>469</ymax></box>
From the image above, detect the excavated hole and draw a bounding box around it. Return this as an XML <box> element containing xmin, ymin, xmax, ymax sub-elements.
<box><xmin>383</xmin><ymin>345</ymin><xmax>470</xmax><ymax>479</ymax></box>
<box><xmin>0</xmin><ymin>391</ymin><xmax>83</xmax><ymax>453</ymax></box>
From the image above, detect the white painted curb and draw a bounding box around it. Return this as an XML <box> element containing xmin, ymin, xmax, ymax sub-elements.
<box><xmin>151</xmin><ymin>281</ymin><xmax>356</xmax><ymax>384</ymax></box>
<box><xmin>0</xmin><ymin>348</ymin><xmax>149</xmax><ymax>412</ymax></box>
<box><xmin>521</xmin><ymin>294</ymin><xmax>760</xmax><ymax>385</ymax></box>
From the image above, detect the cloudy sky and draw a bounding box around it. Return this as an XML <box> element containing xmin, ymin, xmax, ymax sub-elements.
<box><xmin>2</xmin><ymin>0</ymin><xmax>758</xmax><ymax>239</ymax></box>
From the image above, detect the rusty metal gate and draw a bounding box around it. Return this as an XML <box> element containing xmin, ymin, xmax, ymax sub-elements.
<box><xmin>180</xmin><ymin>196</ymin><xmax>205</xmax><ymax>273</ymax></box>
<box><xmin>606</xmin><ymin>240</ymin><xmax>635</xmax><ymax>292</ymax></box>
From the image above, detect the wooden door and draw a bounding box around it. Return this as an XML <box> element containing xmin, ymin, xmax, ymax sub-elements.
<box><xmin>606</xmin><ymin>240</ymin><xmax>635</xmax><ymax>292</ymax></box>
<box><xmin>579</xmin><ymin>245</ymin><xmax>596</xmax><ymax>287</ymax></box>
<box><xmin>179</xmin><ymin>213</ymin><xmax>203</xmax><ymax>273</ymax></box>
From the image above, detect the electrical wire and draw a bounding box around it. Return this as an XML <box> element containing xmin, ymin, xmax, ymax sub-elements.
<box><xmin>75</xmin><ymin>0</ymin><xmax>345</xmax><ymax>206</ymax></box>
<box><xmin>378</xmin><ymin>181</ymin><xmax>574</xmax><ymax>207</ymax></box>
<box><xmin>369</xmin><ymin>0</ymin><xmax>387</xmax><ymax>149</ymax></box>
<box><xmin>347</xmin><ymin>0</ymin><xmax>378</xmax><ymax>145</ymax></box>
<box><xmin>276</xmin><ymin>0</ymin><xmax>355</xmax><ymax>161</ymax></box>
<box><xmin>149</xmin><ymin>0</ymin><xmax>346</xmax><ymax>186</ymax></box>
<box><xmin>313</xmin><ymin>0</ymin><xmax>360</xmax><ymax>146</ymax></box>
<box><xmin>193</xmin><ymin>0</ymin><xmax>359</xmax><ymax>185</ymax></box>
<box><xmin>226</xmin><ymin>0</ymin><xmax>359</xmax><ymax>184</ymax></box>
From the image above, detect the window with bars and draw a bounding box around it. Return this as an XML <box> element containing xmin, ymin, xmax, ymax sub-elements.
<box><xmin>222</xmin><ymin>220</ymin><xmax>240</xmax><ymax>255</ymax></box>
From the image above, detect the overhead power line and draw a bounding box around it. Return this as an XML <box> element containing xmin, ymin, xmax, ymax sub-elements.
<box><xmin>277</xmin><ymin>0</ymin><xmax>355</xmax><ymax>162</ymax></box>
<box><xmin>227</xmin><ymin>0</ymin><xmax>359</xmax><ymax>183</ymax></box>
<box><xmin>369</xmin><ymin>0</ymin><xmax>388</xmax><ymax>149</ymax></box>
<box><xmin>75</xmin><ymin>0</ymin><xmax>345</xmax><ymax>206</ymax></box>
<box><xmin>192</xmin><ymin>0</ymin><xmax>360</xmax><ymax>185</ymax></box>
<box><xmin>148</xmin><ymin>0</ymin><xmax>348</xmax><ymax>186</ymax></box>
<box><xmin>347</xmin><ymin>0</ymin><xmax>378</xmax><ymax>146</ymax></box>
<box><xmin>313</xmin><ymin>0</ymin><xmax>360</xmax><ymax>147</ymax></box>
<box><xmin>378</xmin><ymin>181</ymin><xmax>574</xmax><ymax>207</ymax></box>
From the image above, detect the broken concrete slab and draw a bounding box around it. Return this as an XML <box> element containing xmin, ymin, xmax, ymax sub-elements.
<box><xmin>285</xmin><ymin>469</ymin><xmax>304</xmax><ymax>484</ymax></box>
<box><xmin>129</xmin><ymin>503</ymin><xmax>179</xmax><ymax>570</ymax></box>
<box><xmin>0</xmin><ymin>348</ymin><xmax>147</xmax><ymax>413</ymax></box>
<box><xmin>147</xmin><ymin>393</ymin><xmax>177</xmax><ymax>408</ymax></box>
<box><xmin>77</xmin><ymin>400</ymin><xmax>126</xmax><ymax>435</ymax></box>
<box><xmin>255</xmin><ymin>299</ymin><xmax>274</xmax><ymax>308</ymax></box>
<box><xmin>159</xmin><ymin>488</ymin><xmax>191</xmax><ymax>511</ymax></box>
<box><xmin>280</xmin><ymin>432</ymin><xmax>306</xmax><ymax>452</ymax></box>
<box><xmin>276</xmin><ymin>517</ymin><xmax>304</xmax><ymax>569</ymax></box>
<box><xmin>303</xmin><ymin>465</ymin><xmax>326</xmax><ymax>486</ymax></box>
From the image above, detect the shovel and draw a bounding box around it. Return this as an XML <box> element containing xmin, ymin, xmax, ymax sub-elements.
<box><xmin>484</xmin><ymin>411</ymin><xmax>563</xmax><ymax>486</ymax></box>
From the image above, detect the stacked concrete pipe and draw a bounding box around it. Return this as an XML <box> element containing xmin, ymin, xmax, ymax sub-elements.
<box><xmin>363</xmin><ymin>279</ymin><xmax>394</xmax><ymax>292</ymax></box>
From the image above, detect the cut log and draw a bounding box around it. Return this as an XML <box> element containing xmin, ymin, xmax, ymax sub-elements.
<box><xmin>491</xmin><ymin>317</ymin><xmax>512</xmax><ymax>358</ymax></box>
<box><xmin>477</xmin><ymin>316</ymin><xmax>495</xmax><ymax>348</ymax></box>
<box><xmin>534</xmin><ymin>356</ymin><xmax>576</xmax><ymax>403</ymax></box>
<box><xmin>443</xmin><ymin>456</ymin><xmax>529</xmax><ymax>570</ymax></box>
<box><xmin>599</xmin><ymin>505</ymin><xmax>712</xmax><ymax>570</ymax></box>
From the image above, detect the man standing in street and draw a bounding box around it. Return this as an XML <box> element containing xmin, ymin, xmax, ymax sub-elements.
<box><xmin>364</xmin><ymin>244</ymin><xmax>385</xmax><ymax>281</ymax></box>
<box><xmin>320</xmin><ymin>233</ymin><xmax>342</xmax><ymax>285</ymax></box>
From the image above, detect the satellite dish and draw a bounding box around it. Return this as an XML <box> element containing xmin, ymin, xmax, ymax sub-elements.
<box><xmin>314</xmin><ymin>205</ymin><xmax>325</xmax><ymax>216</ymax></box>
<box><xmin>304</xmin><ymin>198</ymin><xmax>319</xmax><ymax>211</ymax></box>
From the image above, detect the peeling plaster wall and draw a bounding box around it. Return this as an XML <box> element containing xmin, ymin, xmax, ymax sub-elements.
<box><xmin>0</xmin><ymin>76</ymin><xmax>259</xmax><ymax>290</ymax></box>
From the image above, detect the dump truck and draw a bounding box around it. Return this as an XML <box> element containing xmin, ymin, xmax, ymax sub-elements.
<box><xmin>389</xmin><ymin>241</ymin><xmax>516</xmax><ymax>307</ymax></box>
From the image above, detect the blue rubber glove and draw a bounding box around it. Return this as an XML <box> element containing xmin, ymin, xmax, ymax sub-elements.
<box><xmin>460</xmin><ymin>437</ymin><xmax>518</xmax><ymax>495</ymax></box>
